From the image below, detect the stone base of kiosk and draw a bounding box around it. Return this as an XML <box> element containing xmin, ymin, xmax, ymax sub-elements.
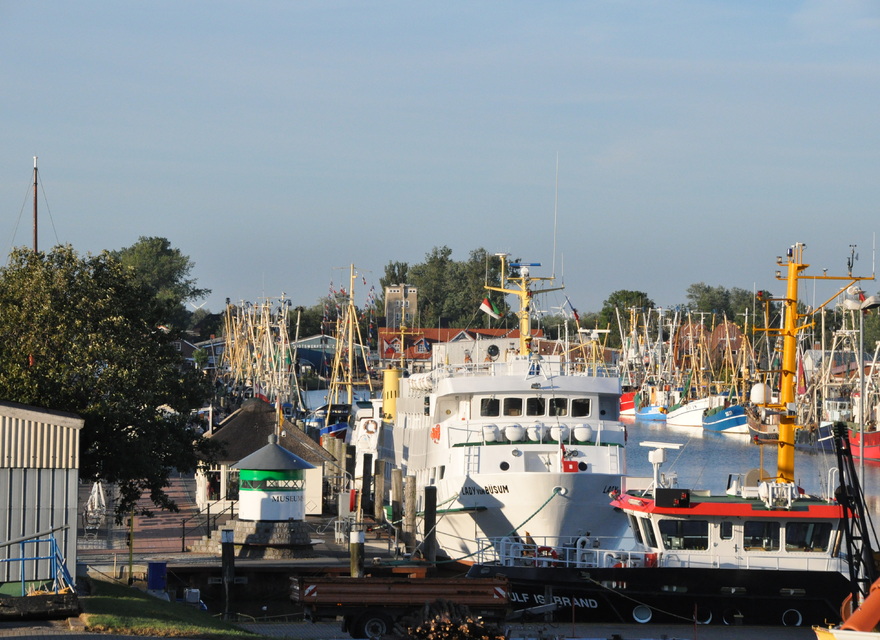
<box><xmin>189</xmin><ymin>518</ymin><xmax>315</xmax><ymax>559</ymax></box>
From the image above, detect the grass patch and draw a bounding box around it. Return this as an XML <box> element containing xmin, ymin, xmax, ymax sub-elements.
<box><xmin>81</xmin><ymin>577</ymin><xmax>260</xmax><ymax>638</ymax></box>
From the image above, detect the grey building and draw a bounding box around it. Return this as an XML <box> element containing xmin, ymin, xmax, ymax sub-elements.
<box><xmin>0</xmin><ymin>401</ymin><xmax>84</xmax><ymax>585</ymax></box>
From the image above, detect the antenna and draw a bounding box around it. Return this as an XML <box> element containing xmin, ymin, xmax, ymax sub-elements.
<box><xmin>552</xmin><ymin>152</ymin><xmax>559</xmax><ymax>278</ymax></box>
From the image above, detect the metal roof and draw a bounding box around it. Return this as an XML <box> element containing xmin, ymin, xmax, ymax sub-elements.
<box><xmin>232</xmin><ymin>435</ymin><xmax>315</xmax><ymax>471</ymax></box>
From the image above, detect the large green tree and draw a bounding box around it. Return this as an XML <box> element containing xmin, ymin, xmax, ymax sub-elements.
<box><xmin>112</xmin><ymin>236</ymin><xmax>210</xmax><ymax>330</ymax></box>
<box><xmin>407</xmin><ymin>247</ymin><xmax>505</xmax><ymax>328</ymax></box>
<box><xmin>0</xmin><ymin>245</ymin><xmax>219</xmax><ymax>519</ymax></box>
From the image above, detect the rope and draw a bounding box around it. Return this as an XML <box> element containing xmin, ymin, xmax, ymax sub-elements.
<box><xmin>583</xmin><ymin>575</ymin><xmax>697</xmax><ymax>623</ymax></box>
<box><xmin>425</xmin><ymin>486</ymin><xmax>563</xmax><ymax>564</ymax></box>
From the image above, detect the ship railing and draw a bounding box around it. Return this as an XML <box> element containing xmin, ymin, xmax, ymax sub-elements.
<box><xmin>475</xmin><ymin>536</ymin><xmax>848</xmax><ymax>574</ymax></box>
<box><xmin>659</xmin><ymin>552</ymin><xmax>847</xmax><ymax>573</ymax></box>
<box><xmin>474</xmin><ymin>535</ymin><xmax>655</xmax><ymax>569</ymax></box>
<box><xmin>449</xmin><ymin>420</ymin><xmax>625</xmax><ymax>448</ymax></box>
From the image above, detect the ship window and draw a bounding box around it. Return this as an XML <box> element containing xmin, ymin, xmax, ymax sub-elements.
<box><xmin>628</xmin><ymin>515</ymin><xmax>643</xmax><ymax>545</ymax></box>
<box><xmin>526</xmin><ymin>397</ymin><xmax>546</xmax><ymax>416</ymax></box>
<box><xmin>549</xmin><ymin>398</ymin><xmax>568</xmax><ymax>416</ymax></box>
<box><xmin>785</xmin><ymin>521</ymin><xmax>832</xmax><ymax>552</ymax></box>
<box><xmin>571</xmin><ymin>398</ymin><xmax>591</xmax><ymax>417</ymax></box>
<box><xmin>480</xmin><ymin>398</ymin><xmax>500</xmax><ymax>417</ymax></box>
<box><xmin>720</xmin><ymin>521</ymin><xmax>733</xmax><ymax>540</ymax></box>
<box><xmin>643</xmin><ymin>519</ymin><xmax>658</xmax><ymax>548</ymax></box>
<box><xmin>658</xmin><ymin>519</ymin><xmax>709</xmax><ymax>550</ymax></box>
<box><xmin>503</xmin><ymin>398</ymin><xmax>523</xmax><ymax>416</ymax></box>
<box><xmin>743</xmin><ymin>521</ymin><xmax>780</xmax><ymax>551</ymax></box>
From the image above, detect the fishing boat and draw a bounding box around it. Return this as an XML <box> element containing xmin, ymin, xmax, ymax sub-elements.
<box><xmin>359</xmin><ymin>254</ymin><xmax>633</xmax><ymax>560</ymax></box>
<box><xmin>666</xmin><ymin>394</ymin><xmax>726</xmax><ymax>428</ymax></box>
<box><xmin>470</xmin><ymin>243</ymin><xmax>871</xmax><ymax>627</ymax></box>
<box><xmin>620</xmin><ymin>389</ymin><xmax>637</xmax><ymax>416</ymax></box>
<box><xmin>702</xmin><ymin>401</ymin><xmax>750</xmax><ymax>434</ymax></box>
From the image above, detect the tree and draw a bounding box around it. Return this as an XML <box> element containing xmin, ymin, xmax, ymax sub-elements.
<box><xmin>0</xmin><ymin>245</ymin><xmax>220</xmax><ymax>519</ymax></box>
<box><xmin>406</xmin><ymin>247</ymin><xmax>504</xmax><ymax>328</ymax></box>
<box><xmin>597</xmin><ymin>290</ymin><xmax>655</xmax><ymax>348</ymax></box>
<box><xmin>112</xmin><ymin>236</ymin><xmax>210</xmax><ymax>330</ymax></box>
<box><xmin>686</xmin><ymin>283</ymin><xmax>755</xmax><ymax>326</ymax></box>
<box><xmin>409</xmin><ymin>246</ymin><xmax>454</xmax><ymax>327</ymax></box>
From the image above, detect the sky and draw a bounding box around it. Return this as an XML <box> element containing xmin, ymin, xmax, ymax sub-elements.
<box><xmin>3</xmin><ymin>1</ymin><xmax>880</xmax><ymax>320</ymax></box>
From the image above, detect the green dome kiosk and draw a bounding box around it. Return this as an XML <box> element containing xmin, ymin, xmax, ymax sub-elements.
<box><xmin>233</xmin><ymin>434</ymin><xmax>315</xmax><ymax>522</ymax></box>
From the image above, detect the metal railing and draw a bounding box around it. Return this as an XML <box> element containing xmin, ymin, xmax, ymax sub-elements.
<box><xmin>0</xmin><ymin>526</ymin><xmax>73</xmax><ymax>595</ymax></box>
<box><xmin>181</xmin><ymin>501</ymin><xmax>237</xmax><ymax>552</ymax></box>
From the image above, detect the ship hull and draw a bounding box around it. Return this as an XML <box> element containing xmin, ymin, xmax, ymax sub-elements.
<box><xmin>702</xmin><ymin>404</ymin><xmax>749</xmax><ymax>434</ymax></box>
<box><xmin>468</xmin><ymin>563</ymin><xmax>850</xmax><ymax>627</ymax></box>
<box><xmin>427</xmin><ymin>471</ymin><xmax>629</xmax><ymax>560</ymax></box>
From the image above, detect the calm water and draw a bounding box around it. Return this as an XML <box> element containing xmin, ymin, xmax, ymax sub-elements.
<box><xmin>624</xmin><ymin>418</ymin><xmax>880</xmax><ymax>516</ymax></box>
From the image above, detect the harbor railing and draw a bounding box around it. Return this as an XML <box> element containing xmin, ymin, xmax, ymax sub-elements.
<box><xmin>180</xmin><ymin>501</ymin><xmax>237</xmax><ymax>552</ymax></box>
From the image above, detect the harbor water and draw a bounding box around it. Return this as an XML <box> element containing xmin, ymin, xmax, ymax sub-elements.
<box><xmin>624</xmin><ymin>418</ymin><xmax>880</xmax><ymax>515</ymax></box>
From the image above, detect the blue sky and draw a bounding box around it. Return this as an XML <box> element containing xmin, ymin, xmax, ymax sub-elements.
<box><xmin>3</xmin><ymin>1</ymin><xmax>880</xmax><ymax>320</ymax></box>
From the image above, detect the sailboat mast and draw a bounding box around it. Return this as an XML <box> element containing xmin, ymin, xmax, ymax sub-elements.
<box><xmin>347</xmin><ymin>265</ymin><xmax>356</xmax><ymax>405</ymax></box>
<box><xmin>32</xmin><ymin>157</ymin><xmax>38</xmax><ymax>253</ymax></box>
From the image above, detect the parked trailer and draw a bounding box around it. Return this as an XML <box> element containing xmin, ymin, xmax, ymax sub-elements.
<box><xmin>292</xmin><ymin>576</ymin><xmax>510</xmax><ymax>639</ymax></box>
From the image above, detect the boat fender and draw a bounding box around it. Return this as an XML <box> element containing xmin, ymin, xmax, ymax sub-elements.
<box><xmin>363</xmin><ymin>420</ymin><xmax>378</xmax><ymax>435</ymax></box>
<box><xmin>632</xmin><ymin>605</ymin><xmax>652</xmax><ymax>624</ymax></box>
<box><xmin>722</xmin><ymin>608</ymin><xmax>743</xmax><ymax>626</ymax></box>
<box><xmin>782</xmin><ymin>609</ymin><xmax>802</xmax><ymax>627</ymax></box>
<box><xmin>534</xmin><ymin>546</ymin><xmax>558</xmax><ymax>567</ymax></box>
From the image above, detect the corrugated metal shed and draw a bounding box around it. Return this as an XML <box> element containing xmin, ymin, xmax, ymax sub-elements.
<box><xmin>0</xmin><ymin>401</ymin><xmax>83</xmax><ymax>583</ymax></box>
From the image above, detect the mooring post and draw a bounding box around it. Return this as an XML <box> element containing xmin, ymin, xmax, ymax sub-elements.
<box><xmin>350</xmin><ymin>525</ymin><xmax>365</xmax><ymax>577</ymax></box>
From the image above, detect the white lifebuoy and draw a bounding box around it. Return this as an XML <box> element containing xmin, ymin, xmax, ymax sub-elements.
<box><xmin>363</xmin><ymin>420</ymin><xmax>378</xmax><ymax>435</ymax></box>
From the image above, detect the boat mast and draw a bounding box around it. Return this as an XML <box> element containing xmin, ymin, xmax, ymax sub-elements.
<box><xmin>485</xmin><ymin>254</ymin><xmax>562</xmax><ymax>356</ymax></box>
<box><xmin>776</xmin><ymin>245</ymin><xmax>808</xmax><ymax>483</ymax></box>
<box><xmin>758</xmin><ymin>243</ymin><xmax>873</xmax><ymax>483</ymax></box>
<box><xmin>32</xmin><ymin>156</ymin><xmax>38</xmax><ymax>253</ymax></box>
<box><xmin>328</xmin><ymin>265</ymin><xmax>373</xmax><ymax>405</ymax></box>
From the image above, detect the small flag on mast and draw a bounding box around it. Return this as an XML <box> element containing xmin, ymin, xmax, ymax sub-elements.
<box><xmin>564</xmin><ymin>296</ymin><xmax>580</xmax><ymax>324</ymax></box>
<box><xmin>480</xmin><ymin>298</ymin><xmax>501</xmax><ymax>319</ymax></box>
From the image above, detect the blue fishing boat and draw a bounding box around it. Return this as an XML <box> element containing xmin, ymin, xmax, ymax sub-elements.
<box><xmin>702</xmin><ymin>403</ymin><xmax>750</xmax><ymax>434</ymax></box>
<box><xmin>636</xmin><ymin>405</ymin><xmax>668</xmax><ymax>421</ymax></box>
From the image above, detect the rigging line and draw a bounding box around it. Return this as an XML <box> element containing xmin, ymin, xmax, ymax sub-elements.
<box><xmin>427</xmin><ymin>487</ymin><xmax>564</xmax><ymax>565</ymax></box>
<box><xmin>6</xmin><ymin>182</ymin><xmax>32</xmax><ymax>261</ymax></box>
<box><xmin>583</xmin><ymin>576</ymin><xmax>697</xmax><ymax>623</ymax></box>
<box><xmin>38</xmin><ymin>178</ymin><xmax>61</xmax><ymax>247</ymax></box>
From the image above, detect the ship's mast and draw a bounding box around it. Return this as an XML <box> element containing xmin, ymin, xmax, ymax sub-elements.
<box><xmin>485</xmin><ymin>254</ymin><xmax>563</xmax><ymax>356</ymax></box>
<box><xmin>757</xmin><ymin>243</ymin><xmax>873</xmax><ymax>483</ymax></box>
<box><xmin>328</xmin><ymin>265</ymin><xmax>373</xmax><ymax>405</ymax></box>
<box><xmin>32</xmin><ymin>157</ymin><xmax>38</xmax><ymax>253</ymax></box>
